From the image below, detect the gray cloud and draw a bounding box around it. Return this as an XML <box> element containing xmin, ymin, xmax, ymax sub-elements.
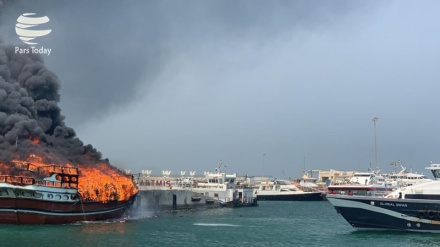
<box><xmin>0</xmin><ymin>0</ymin><xmax>369</xmax><ymax>125</ymax></box>
<box><xmin>3</xmin><ymin>1</ymin><xmax>437</xmax><ymax>179</ymax></box>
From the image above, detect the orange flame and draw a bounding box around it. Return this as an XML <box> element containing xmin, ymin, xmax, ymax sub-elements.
<box><xmin>29</xmin><ymin>136</ymin><xmax>40</xmax><ymax>144</ymax></box>
<box><xmin>78</xmin><ymin>164</ymin><xmax>138</xmax><ymax>202</ymax></box>
<box><xmin>3</xmin><ymin>154</ymin><xmax>138</xmax><ymax>203</ymax></box>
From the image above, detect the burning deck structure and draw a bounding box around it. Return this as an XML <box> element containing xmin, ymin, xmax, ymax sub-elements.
<box><xmin>0</xmin><ymin>157</ymin><xmax>138</xmax><ymax>224</ymax></box>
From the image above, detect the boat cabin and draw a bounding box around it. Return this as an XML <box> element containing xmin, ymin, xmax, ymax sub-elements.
<box><xmin>426</xmin><ymin>163</ymin><xmax>440</xmax><ymax>179</ymax></box>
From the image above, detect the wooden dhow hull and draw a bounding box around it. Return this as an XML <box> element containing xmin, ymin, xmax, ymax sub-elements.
<box><xmin>0</xmin><ymin>185</ymin><xmax>137</xmax><ymax>224</ymax></box>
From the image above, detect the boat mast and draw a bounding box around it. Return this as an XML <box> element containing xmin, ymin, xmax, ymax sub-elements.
<box><xmin>303</xmin><ymin>156</ymin><xmax>306</xmax><ymax>175</ymax></box>
<box><xmin>372</xmin><ymin>116</ymin><xmax>379</xmax><ymax>173</ymax></box>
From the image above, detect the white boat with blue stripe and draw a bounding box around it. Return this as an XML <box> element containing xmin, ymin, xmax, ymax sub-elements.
<box><xmin>327</xmin><ymin>163</ymin><xmax>440</xmax><ymax>232</ymax></box>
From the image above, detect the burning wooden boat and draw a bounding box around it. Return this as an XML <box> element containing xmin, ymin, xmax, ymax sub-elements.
<box><xmin>0</xmin><ymin>44</ymin><xmax>139</xmax><ymax>224</ymax></box>
<box><xmin>0</xmin><ymin>160</ymin><xmax>138</xmax><ymax>224</ymax></box>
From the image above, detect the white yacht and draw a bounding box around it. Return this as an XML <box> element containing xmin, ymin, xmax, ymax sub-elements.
<box><xmin>326</xmin><ymin>163</ymin><xmax>440</xmax><ymax>232</ymax></box>
<box><xmin>254</xmin><ymin>179</ymin><xmax>323</xmax><ymax>201</ymax></box>
<box><xmin>193</xmin><ymin>171</ymin><xmax>257</xmax><ymax>207</ymax></box>
<box><xmin>327</xmin><ymin>171</ymin><xmax>394</xmax><ymax>197</ymax></box>
<box><xmin>386</xmin><ymin>166</ymin><xmax>432</xmax><ymax>187</ymax></box>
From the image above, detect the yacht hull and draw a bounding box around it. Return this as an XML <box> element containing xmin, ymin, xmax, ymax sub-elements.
<box><xmin>327</xmin><ymin>194</ymin><xmax>440</xmax><ymax>232</ymax></box>
<box><xmin>257</xmin><ymin>192</ymin><xmax>323</xmax><ymax>201</ymax></box>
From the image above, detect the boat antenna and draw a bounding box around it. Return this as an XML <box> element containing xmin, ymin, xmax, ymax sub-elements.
<box><xmin>216</xmin><ymin>160</ymin><xmax>223</xmax><ymax>173</ymax></box>
<box><xmin>303</xmin><ymin>156</ymin><xmax>306</xmax><ymax>175</ymax></box>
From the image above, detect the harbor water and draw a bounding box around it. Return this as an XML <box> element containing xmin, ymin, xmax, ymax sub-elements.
<box><xmin>1</xmin><ymin>201</ymin><xmax>440</xmax><ymax>247</ymax></box>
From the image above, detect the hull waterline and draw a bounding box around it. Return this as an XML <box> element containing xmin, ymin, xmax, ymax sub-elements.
<box><xmin>327</xmin><ymin>194</ymin><xmax>440</xmax><ymax>232</ymax></box>
<box><xmin>257</xmin><ymin>192</ymin><xmax>323</xmax><ymax>201</ymax></box>
<box><xmin>0</xmin><ymin>194</ymin><xmax>137</xmax><ymax>224</ymax></box>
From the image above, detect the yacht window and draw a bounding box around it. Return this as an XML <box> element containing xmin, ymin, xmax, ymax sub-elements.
<box><xmin>354</xmin><ymin>174</ymin><xmax>371</xmax><ymax>177</ymax></box>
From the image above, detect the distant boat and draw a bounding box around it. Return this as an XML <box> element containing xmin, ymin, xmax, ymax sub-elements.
<box><xmin>254</xmin><ymin>179</ymin><xmax>323</xmax><ymax>201</ymax></box>
<box><xmin>298</xmin><ymin>173</ymin><xmax>328</xmax><ymax>193</ymax></box>
<box><xmin>298</xmin><ymin>174</ymin><xmax>320</xmax><ymax>188</ymax></box>
<box><xmin>327</xmin><ymin>171</ymin><xmax>395</xmax><ymax>197</ymax></box>
<box><xmin>193</xmin><ymin>171</ymin><xmax>258</xmax><ymax>207</ymax></box>
<box><xmin>427</xmin><ymin>163</ymin><xmax>440</xmax><ymax>179</ymax></box>
<box><xmin>386</xmin><ymin>165</ymin><xmax>433</xmax><ymax>187</ymax></box>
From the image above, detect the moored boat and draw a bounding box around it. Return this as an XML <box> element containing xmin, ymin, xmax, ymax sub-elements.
<box><xmin>327</xmin><ymin>171</ymin><xmax>394</xmax><ymax>197</ymax></box>
<box><xmin>386</xmin><ymin>164</ymin><xmax>432</xmax><ymax>187</ymax></box>
<box><xmin>298</xmin><ymin>173</ymin><xmax>328</xmax><ymax>193</ymax></box>
<box><xmin>327</xmin><ymin>163</ymin><xmax>440</xmax><ymax>232</ymax></box>
<box><xmin>255</xmin><ymin>179</ymin><xmax>323</xmax><ymax>201</ymax></box>
<box><xmin>193</xmin><ymin>171</ymin><xmax>258</xmax><ymax>207</ymax></box>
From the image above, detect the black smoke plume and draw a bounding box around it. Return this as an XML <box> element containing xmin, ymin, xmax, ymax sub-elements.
<box><xmin>0</xmin><ymin>45</ymin><xmax>105</xmax><ymax>165</ymax></box>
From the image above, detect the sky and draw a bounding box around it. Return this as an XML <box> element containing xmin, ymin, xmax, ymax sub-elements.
<box><xmin>1</xmin><ymin>0</ymin><xmax>440</xmax><ymax>179</ymax></box>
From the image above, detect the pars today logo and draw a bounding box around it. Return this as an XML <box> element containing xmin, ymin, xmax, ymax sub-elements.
<box><xmin>14</xmin><ymin>13</ymin><xmax>52</xmax><ymax>56</ymax></box>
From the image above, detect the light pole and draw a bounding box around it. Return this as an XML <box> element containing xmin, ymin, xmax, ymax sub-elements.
<box><xmin>372</xmin><ymin>116</ymin><xmax>379</xmax><ymax>173</ymax></box>
<box><xmin>262</xmin><ymin>154</ymin><xmax>266</xmax><ymax>178</ymax></box>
